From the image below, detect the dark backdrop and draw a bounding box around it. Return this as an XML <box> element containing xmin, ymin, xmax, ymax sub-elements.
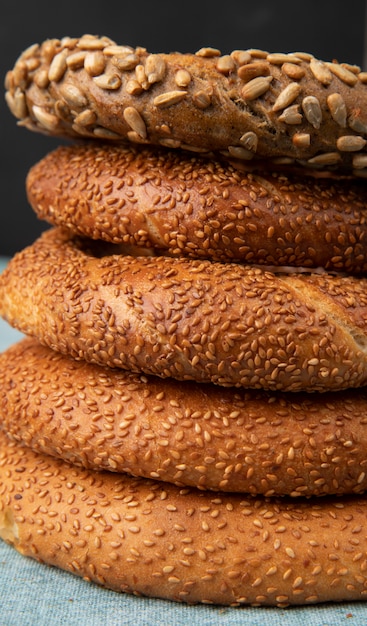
<box><xmin>1</xmin><ymin>0</ymin><xmax>366</xmax><ymax>256</ymax></box>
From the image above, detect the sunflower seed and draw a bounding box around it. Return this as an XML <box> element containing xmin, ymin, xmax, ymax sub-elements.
<box><xmin>307</xmin><ymin>152</ymin><xmax>341</xmax><ymax>166</ymax></box>
<box><xmin>193</xmin><ymin>90</ymin><xmax>212</xmax><ymax>109</ymax></box>
<box><xmin>60</xmin><ymin>83</ymin><xmax>88</xmax><ymax>108</ymax></box>
<box><xmin>93</xmin><ymin>73</ymin><xmax>122</xmax><ymax>90</ymax></box>
<box><xmin>135</xmin><ymin>64</ymin><xmax>149</xmax><ymax>89</ymax></box>
<box><xmin>336</xmin><ymin>135</ymin><xmax>367</xmax><ymax>152</ymax></box>
<box><xmin>267</xmin><ymin>53</ymin><xmax>301</xmax><ymax>65</ymax></box>
<box><xmin>32</xmin><ymin>105</ymin><xmax>60</xmax><ymax>131</ymax></box>
<box><xmin>71</xmin><ymin>123</ymin><xmax>94</xmax><ymax>137</ymax></box>
<box><xmin>230</xmin><ymin>50</ymin><xmax>252</xmax><ymax>66</ymax></box>
<box><xmin>5</xmin><ymin>89</ymin><xmax>27</xmax><ymax>119</ymax></box>
<box><xmin>125</xmin><ymin>79</ymin><xmax>144</xmax><ymax>95</ymax></box>
<box><xmin>272</xmin><ymin>82</ymin><xmax>301</xmax><ymax>112</ymax></box>
<box><xmin>48</xmin><ymin>50</ymin><xmax>68</xmax><ymax>82</ymax></box>
<box><xmin>33</xmin><ymin>69</ymin><xmax>50</xmax><ymax>89</ymax></box>
<box><xmin>292</xmin><ymin>132</ymin><xmax>310</xmax><ymax>148</ymax></box>
<box><xmin>281</xmin><ymin>63</ymin><xmax>305</xmax><ymax>80</ymax></box>
<box><xmin>123</xmin><ymin>106</ymin><xmax>147</xmax><ymax>138</ymax></box>
<box><xmin>93</xmin><ymin>126</ymin><xmax>121</xmax><ymax>139</ymax></box>
<box><xmin>66</xmin><ymin>51</ymin><xmax>87</xmax><ymax>69</ymax></box>
<box><xmin>159</xmin><ymin>138</ymin><xmax>182</xmax><ymax>148</ymax></box>
<box><xmin>227</xmin><ymin>145</ymin><xmax>255</xmax><ymax>160</ymax></box>
<box><xmin>239</xmin><ymin>131</ymin><xmax>258</xmax><ymax>152</ymax></box>
<box><xmin>241</xmin><ymin>76</ymin><xmax>273</xmax><ymax>101</ymax></box>
<box><xmin>302</xmin><ymin>96</ymin><xmax>322</xmax><ymax>129</ymax></box>
<box><xmin>326</xmin><ymin>93</ymin><xmax>347</xmax><ymax>127</ymax></box>
<box><xmin>153</xmin><ymin>90</ymin><xmax>188</xmax><ymax>108</ymax></box>
<box><xmin>309</xmin><ymin>58</ymin><xmax>332</xmax><ymax>85</ymax></box>
<box><xmin>348</xmin><ymin>113</ymin><xmax>367</xmax><ymax>134</ymax></box>
<box><xmin>237</xmin><ymin>62</ymin><xmax>270</xmax><ymax>82</ymax></box>
<box><xmin>216</xmin><ymin>55</ymin><xmax>235</xmax><ymax>74</ymax></box>
<box><xmin>352</xmin><ymin>154</ymin><xmax>367</xmax><ymax>168</ymax></box>
<box><xmin>278</xmin><ymin>104</ymin><xmax>302</xmax><ymax>124</ymax></box>
<box><xmin>326</xmin><ymin>62</ymin><xmax>358</xmax><ymax>85</ymax></box>
<box><xmin>145</xmin><ymin>54</ymin><xmax>166</xmax><ymax>84</ymax></box>
<box><xmin>112</xmin><ymin>53</ymin><xmax>139</xmax><ymax>71</ymax></box>
<box><xmin>84</xmin><ymin>51</ymin><xmax>106</xmax><ymax>76</ymax></box>
<box><xmin>127</xmin><ymin>130</ymin><xmax>148</xmax><ymax>143</ymax></box>
<box><xmin>77</xmin><ymin>36</ymin><xmax>107</xmax><ymax>51</ymax></box>
<box><xmin>54</xmin><ymin>99</ymin><xmax>72</xmax><ymax>121</ymax></box>
<box><xmin>195</xmin><ymin>47</ymin><xmax>221</xmax><ymax>57</ymax></box>
<box><xmin>175</xmin><ymin>69</ymin><xmax>191</xmax><ymax>87</ymax></box>
<box><xmin>247</xmin><ymin>49</ymin><xmax>268</xmax><ymax>59</ymax></box>
<box><xmin>358</xmin><ymin>72</ymin><xmax>367</xmax><ymax>84</ymax></box>
<box><xmin>103</xmin><ymin>45</ymin><xmax>134</xmax><ymax>57</ymax></box>
<box><xmin>73</xmin><ymin>109</ymin><xmax>97</xmax><ymax>127</ymax></box>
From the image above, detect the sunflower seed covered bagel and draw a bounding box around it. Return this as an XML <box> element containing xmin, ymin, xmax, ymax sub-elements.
<box><xmin>26</xmin><ymin>143</ymin><xmax>367</xmax><ymax>272</ymax></box>
<box><xmin>3</xmin><ymin>428</ymin><xmax>367</xmax><ymax>606</ymax></box>
<box><xmin>5</xmin><ymin>34</ymin><xmax>367</xmax><ymax>174</ymax></box>
<box><xmin>2</xmin><ymin>227</ymin><xmax>367</xmax><ymax>392</ymax></box>
<box><xmin>5</xmin><ymin>337</ymin><xmax>367</xmax><ymax>497</ymax></box>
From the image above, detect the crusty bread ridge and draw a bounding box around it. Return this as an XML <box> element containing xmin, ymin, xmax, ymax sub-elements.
<box><xmin>2</xmin><ymin>228</ymin><xmax>367</xmax><ymax>392</ymax></box>
<box><xmin>26</xmin><ymin>143</ymin><xmax>367</xmax><ymax>272</ymax></box>
<box><xmin>5</xmin><ymin>35</ymin><xmax>367</xmax><ymax>173</ymax></box>
<box><xmin>3</xmin><ymin>428</ymin><xmax>367</xmax><ymax>606</ymax></box>
<box><xmin>4</xmin><ymin>337</ymin><xmax>367</xmax><ymax>497</ymax></box>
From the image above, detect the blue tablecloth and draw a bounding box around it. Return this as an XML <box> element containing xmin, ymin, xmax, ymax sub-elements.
<box><xmin>0</xmin><ymin>257</ymin><xmax>367</xmax><ymax>625</ymax></box>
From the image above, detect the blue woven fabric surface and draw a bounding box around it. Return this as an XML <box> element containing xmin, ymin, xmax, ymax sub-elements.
<box><xmin>0</xmin><ymin>257</ymin><xmax>367</xmax><ymax>625</ymax></box>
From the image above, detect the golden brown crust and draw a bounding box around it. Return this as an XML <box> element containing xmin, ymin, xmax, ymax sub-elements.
<box><xmin>5</xmin><ymin>35</ymin><xmax>367</xmax><ymax>173</ymax></box>
<box><xmin>4</xmin><ymin>337</ymin><xmax>367</xmax><ymax>497</ymax></box>
<box><xmin>2</xmin><ymin>428</ymin><xmax>367</xmax><ymax>606</ymax></box>
<box><xmin>2</xmin><ymin>228</ymin><xmax>367</xmax><ymax>392</ymax></box>
<box><xmin>26</xmin><ymin>143</ymin><xmax>367</xmax><ymax>272</ymax></box>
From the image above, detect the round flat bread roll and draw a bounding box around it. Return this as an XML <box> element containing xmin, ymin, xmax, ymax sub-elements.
<box><xmin>1</xmin><ymin>228</ymin><xmax>367</xmax><ymax>393</ymax></box>
<box><xmin>26</xmin><ymin>143</ymin><xmax>367</xmax><ymax>272</ymax></box>
<box><xmin>2</xmin><ymin>428</ymin><xmax>367</xmax><ymax>606</ymax></box>
<box><xmin>5</xmin><ymin>34</ymin><xmax>367</xmax><ymax>174</ymax></box>
<box><xmin>2</xmin><ymin>337</ymin><xmax>367</xmax><ymax>497</ymax></box>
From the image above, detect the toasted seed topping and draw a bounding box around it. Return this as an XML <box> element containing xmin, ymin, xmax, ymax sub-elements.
<box><xmin>241</xmin><ymin>76</ymin><xmax>273</xmax><ymax>101</ymax></box>
<box><xmin>272</xmin><ymin>83</ymin><xmax>301</xmax><ymax>112</ymax></box>
<box><xmin>326</xmin><ymin>62</ymin><xmax>359</xmax><ymax>86</ymax></box>
<box><xmin>230</xmin><ymin>50</ymin><xmax>252</xmax><ymax>65</ymax></box>
<box><xmin>153</xmin><ymin>91</ymin><xmax>188</xmax><ymax>108</ymax></box>
<box><xmin>112</xmin><ymin>53</ymin><xmax>139</xmax><ymax>71</ymax></box>
<box><xmin>302</xmin><ymin>96</ymin><xmax>322</xmax><ymax>129</ymax></box>
<box><xmin>93</xmin><ymin>73</ymin><xmax>122</xmax><ymax>90</ymax></box>
<box><xmin>73</xmin><ymin>109</ymin><xmax>97</xmax><ymax>127</ymax></box>
<box><xmin>66</xmin><ymin>51</ymin><xmax>87</xmax><ymax>69</ymax></box>
<box><xmin>348</xmin><ymin>113</ymin><xmax>367</xmax><ymax>134</ymax></box>
<box><xmin>123</xmin><ymin>106</ymin><xmax>147</xmax><ymax>139</ymax></box>
<box><xmin>145</xmin><ymin>54</ymin><xmax>166</xmax><ymax>84</ymax></box>
<box><xmin>77</xmin><ymin>35</ymin><xmax>108</xmax><ymax>50</ymax></box>
<box><xmin>48</xmin><ymin>50</ymin><xmax>68</xmax><ymax>82</ymax></box>
<box><xmin>239</xmin><ymin>131</ymin><xmax>258</xmax><ymax>152</ymax></box>
<box><xmin>84</xmin><ymin>51</ymin><xmax>106</xmax><ymax>76</ymax></box>
<box><xmin>103</xmin><ymin>45</ymin><xmax>134</xmax><ymax>57</ymax></box>
<box><xmin>227</xmin><ymin>145</ymin><xmax>255</xmax><ymax>160</ymax></box>
<box><xmin>278</xmin><ymin>104</ymin><xmax>302</xmax><ymax>124</ymax></box>
<box><xmin>237</xmin><ymin>62</ymin><xmax>270</xmax><ymax>82</ymax></box>
<box><xmin>267</xmin><ymin>53</ymin><xmax>301</xmax><ymax>65</ymax></box>
<box><xmin>292</xmin><ymin>132</ymin><xmax>310</xmax><ymax>147</ymax></box>
<box><xmin>5</xmin><ymin>89</ymin><xmax>27</xmax><ymax>119</ymax></box>
<box><xmin>33</xmin><ymin>69</ymin><xmax>50</xmax><ymax>89</ymax></box>
<box><xmin>192</xmin><ymin>90</ymin><xmax>212</xmax><ymax>109</ymax></box>
<box><xmin>352</xmin><ymin>154</ymin><xmax>367</xmax><ymax>168</ymax></box>
<box><xmin>336</xmin><ymin>135</ymin><xmax>367</xmax><ymax>152</ymax></box>
<box><xmin>216</xmin><ymin>55</ymin><xmax>235</xmax><ymax>74</ymax></box>
<box><xmin>32</xmin><ymin>105</ymin><xmax>59</xmax><ymax>131</ymax></box>
<box><xmin>195</xmin><ymin>47</ymin><xmax>221</xmax><ymax>57</ymax></box>
<box><xmin>125</xmin><ymin>79</ymin><xmax>144</xmax><ymax>95</ymax></box>
<box><xmin>327</xmin><ymin>93</ymin><xmax>347</xmax><ymax>127</ymax></box>
<box><xmin>307</xmin><ymin>152</ymin><xmax>341</xmax><ymax>165</ymax></box>
<box><xmin>281</xmin><ymin>63</ymin><xmax>305</xmax><ymax>80</ymax></box>
<box><xmin>60</xmin><ymin>83</ymin><xmax>88</xmax><ymax>108</ymax></box>
<box><xmin>174</xmin><ymin>69</ymin><xmax>191</xmax><ymax>87</ymax></box>
<box><xmin>309</xmin><ymin>58</ymin><xmax>333</xmax><ymax>85</ymax></box>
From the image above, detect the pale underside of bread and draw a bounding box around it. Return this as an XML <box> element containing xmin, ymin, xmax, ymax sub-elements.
<box><xmin>2</xmin><ymin>428</ymin><xmax>367</xmax><ymax>606</ymax></box>
<box><xmin>1</xmin><ymin>228</ymin><xmax>367</xmax><ymax>392</ymax></box>
<box><xmin>2</xmin><ymin>337</ymin><xmax>367</xmax><ymax>498</ymax></box>
<box><xmin>5</xmin><ymin>35</ymin><xmax>367</xmax><ymax>174</ymax></box>
<box><xmin>26</xmin><ymin>143</ymin><xmax>367</xmax><ymax>272</ymax></box>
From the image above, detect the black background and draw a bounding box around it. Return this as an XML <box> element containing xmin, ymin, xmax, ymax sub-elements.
<box><xmin>1</xmin><ymin>0</ymin><xmax>366</xmax><ymax>256</ymax></box>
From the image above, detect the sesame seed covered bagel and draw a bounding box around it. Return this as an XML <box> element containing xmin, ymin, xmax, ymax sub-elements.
<box><xmin>3</xmin><ymin>429</ymin><xmax>367</xmax><ymax>606</ymax></box>
<box><xmin>26</xmin><ymin>143</ymin><xmax>367</xmax><ymax>272</ymax></box>
<box><xmin>3</xmin><ymin>337</ymin><xmax>367</xmax><ymax>497</ymax></box>
<box><xmin>2</xmin><ymin>228</ymin><xmax>367</xmax><ymax>392</ymax></box>
<box><xmin>5</xmin><ymin>34</ymin><xmax>367</xmax><ymax>174</ymax></box>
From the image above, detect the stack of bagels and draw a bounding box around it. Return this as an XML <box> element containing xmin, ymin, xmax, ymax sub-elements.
<box><xmin>2</xmin><ymin>34</ymin><xmax>367</xmax><ymax>607</ymax></box>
